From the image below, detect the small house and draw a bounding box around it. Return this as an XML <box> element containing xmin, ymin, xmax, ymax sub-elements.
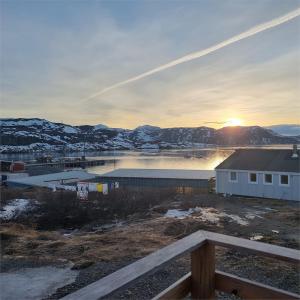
<box><xmin>215</xmin><ymin>145</ymin><xmax>300</xmax><ymax>201</ymax></box>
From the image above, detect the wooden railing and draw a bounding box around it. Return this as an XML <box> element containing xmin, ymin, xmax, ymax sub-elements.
<box><xmin>61</xmin><ymin>230</ymin><xmax>300</xmax><ymax>300</ymax></box>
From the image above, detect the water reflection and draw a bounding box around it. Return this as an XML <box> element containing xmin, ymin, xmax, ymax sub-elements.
<box><xmin>2</xmin><ymin>145</ymin><xmax>293</xmax><ymax>175</ymax></box>
<box><xmin>86</xmin><ymin>149</ymin><xmax>233</xmax><ymax>174</ymax></box>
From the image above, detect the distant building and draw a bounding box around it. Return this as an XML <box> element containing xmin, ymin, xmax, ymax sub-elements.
<box><xmin>7</xmin><ymin>170</ymin><xmax>96</xmax><ymax>188</ymax></box>
<box><xmin>215</xmin><ymin>145</ymin><xmax>300</xmax><ymax>201</ymax></box>
<box><xmin>96</xmin><ymin>168</ymin><xmax>215</xmax><ymax>190</ymax></box>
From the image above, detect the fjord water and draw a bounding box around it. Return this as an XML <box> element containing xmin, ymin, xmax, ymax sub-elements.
<box><xmin>50</xmin><ymin>145</ymin><xmax>298</xmax><ymax>174</ymax></box>
<box><xmin>1</xmin><ymin>145</ymin><xmax>294</xmax><ymax>175</ymax></box>
<box><xmin>85</xmin><ymin>148</ymin><xmax>233</xmax><ymax>174</ymax></box>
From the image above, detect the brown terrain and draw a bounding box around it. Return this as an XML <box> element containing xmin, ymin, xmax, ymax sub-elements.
<box><xmin>0</xmin><ymin>187</ymin><xmax>299</xmax><ymax>299</ymax></box>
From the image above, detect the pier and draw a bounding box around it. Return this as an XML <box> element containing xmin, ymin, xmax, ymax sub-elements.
<box><xmin>25</xmin><ymin>158</ymin><xmax>117</xmax><ymax>170</ymax></box>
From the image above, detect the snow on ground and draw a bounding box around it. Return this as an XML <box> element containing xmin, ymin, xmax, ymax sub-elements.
<box><xmin>0</xmin><ymin>199</ymin><xmax>30</xmax><ymax>220</ymax></box>
<box><xmin>164</xmin><ymin>207</ymin><xmax>250</xmax><ymax>226</ymax></box>
<box><xmin>222</xmin><ymin>213</ymin><xmax>249</xmax><ymax>226</ymax></box>
<box><xmin>245</xmin><ymin>213</ymin><xmax>262</xmax><ymax>220</ymax></box>
<box><xmin>0</xmin><ymin>266</ymin><xmax>78</xmax><ymax>300</ymax></box>
<box><xmin>250</xmin><ymin>235</ymin><xmax>264</xmax><ymax>241</ymax></box>
<box><xmin>164</xmin><ymin>209</ymin><xmax>195</xmax><ymax>219</ymax></box>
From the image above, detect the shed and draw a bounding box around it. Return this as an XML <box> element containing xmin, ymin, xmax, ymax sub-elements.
<box><xmin>96</xmin><ymin>168</ymin><xmax>215</xmax><ymax>189</ymax></box>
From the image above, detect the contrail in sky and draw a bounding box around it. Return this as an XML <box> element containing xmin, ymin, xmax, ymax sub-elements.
<box><xmin>85</xmin><ymin>7</ymin><xmax>300</xmax><ymax>100</ymax></box>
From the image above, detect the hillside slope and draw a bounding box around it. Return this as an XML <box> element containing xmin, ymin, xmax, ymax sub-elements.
<box><xmin>0</xmin><ymin>118</ymin><xmax>298</xmax><ymax>153</ymax></box>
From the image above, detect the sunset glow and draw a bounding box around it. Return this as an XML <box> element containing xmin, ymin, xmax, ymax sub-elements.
<box><xmin>225</xmin><ymin>118</ymin><xmax>243</xmax><ymax>127</ymax></box>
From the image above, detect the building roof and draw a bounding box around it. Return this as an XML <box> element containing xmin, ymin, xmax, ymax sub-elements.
<box><xmin>215</xmin><ymin>149</ymin><xmax>300</xmax><ymax>173</ymax></box>
<box><xmin>99</xmin><ymin>168</ymin><xmax>215</xmax><ymax>180</ymax></box>
<box><xmin>7</xmin><ymin>170</ymin><xmax>96</xmax><ymax>187</ymax></box>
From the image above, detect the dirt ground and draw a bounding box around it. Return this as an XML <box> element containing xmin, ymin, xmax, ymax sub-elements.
<box><xmin>1</xmin><ymin>190</ymin><xmax>299</xmax><ymax>299</ymax></box>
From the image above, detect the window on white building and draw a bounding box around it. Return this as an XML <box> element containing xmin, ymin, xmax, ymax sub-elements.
<box><xmin>229</xmin><ymin>171</ymin><xmax>237</xmax><ymax>182</ymax></box>
<box><xmin>264</xmin><ymin>174</ymin><xmax>273</xmax><ymax>184</ymax></box>
<box><xmin>280</xmin><ymin>175</ymin><xmax>289</xmax><ymax>186</ymax></box>
<box><xmin>249</xmin><ymin>173</ymin><xmax>257</xmax><ymax>183</ymax></box>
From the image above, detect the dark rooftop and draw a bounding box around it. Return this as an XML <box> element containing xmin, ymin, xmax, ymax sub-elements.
<box><xmin>215</xmin><ymin>148</ymin><xmax>300</xmax><ymax>173</ymax></box>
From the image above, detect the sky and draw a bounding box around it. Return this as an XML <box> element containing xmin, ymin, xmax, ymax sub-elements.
<box><xmin>1</xmin><ymin>0</ymin><xmax>299</xmax><ymax>129</ymax></box>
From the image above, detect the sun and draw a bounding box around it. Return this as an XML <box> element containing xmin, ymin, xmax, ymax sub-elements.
<box><xmin>225</xmin><ymin>118</ymin><xmax>243</xmax><ymax>127</ymax></box>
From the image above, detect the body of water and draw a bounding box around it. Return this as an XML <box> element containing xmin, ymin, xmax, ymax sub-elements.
<box><xmin>86</xmin><ymin>149</ymin><xmax>233</xmax><ymax>174</ymax></box>
<box><xmin>0</xmin><ymin>145</ymin><xmax>294</xmax><ymax>175</ymax></box>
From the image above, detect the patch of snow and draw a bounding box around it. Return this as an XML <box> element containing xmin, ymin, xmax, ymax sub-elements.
<box><xmin>263</xmin><ymin>207</ymin><xmax>277</xmax><ymax>211</ymax></box>
<box><xmin>193</xmin><ymin>207</ymin><xmax>220</xmax><ymax>224</ymax></box>
<box><xmin>140</xmin><ymin>143</ymin><xmax>159</xmax><ymax>150</ymax></box>
<box><xmin>0</xmin><ymin>118</ymin><xmax>46</xmax><ymax>127</ymax></box>
<box><xmin>135</xmin><ymin>125</ymin><xmax>160</xmax><ymax>132</ymax></box>
<box><xmin>165</xmin><ymin>207</ymin><xmax>249</xmax><ymax>226</ymax></box>
<box><xmin>63</xmin><ymin>229</ymin><xmax>79</xmax><ymax>237</ymax></box>
<box><xmin>266</xmin><ymin>124</ymin><xmax>300</xmax><ymax>136</ymax></box>
<box><xmin>222</xmin><ymin>213</ymin><xmax>249</xmax><ymax>226</ymax></box>
<box><xmin>63</xmin><ymin>126</ymin><xmax>78</xmax><ymax>134</ymax></box>
<box><xmin>245</xmin><ymin>213</ymin><xmax>263</xmax><ymax>220</ymax></box>
<box><xmin>94</xmin><ymin>124</ymin><xmax>108</xmax><ymax>130</ymax></box>
<box><xmin>250</xmin><ymin>235</ymin><xmax>264</xmax><ymax>241</ymax></box>
<box><xmin>0</xmin><ymin>266</ymin><xmax>78</xmax><ymax>300</ymax></box>
<box><xmin>165</xmin><ymin>209</ymin><xmax>195</xmax><ymax>219</ymax></box>
<box><xmin>0</xmin><ymin>199</ymin><xmax>30</xmax><ymax>220</ymax></box>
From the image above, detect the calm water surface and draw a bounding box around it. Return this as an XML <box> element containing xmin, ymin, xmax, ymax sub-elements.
<box><xmin>1</xmin><ymin>145</ymin><xmax>294</xmax><ymax>175</ymax></box>
<box><xmin>86</xmin><ymin>149</ymin><xmax>233</xmax><ymax>174</ymax></box>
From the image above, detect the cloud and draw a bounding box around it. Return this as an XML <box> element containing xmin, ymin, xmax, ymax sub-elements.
<box><xmin>85</xmin><ymin>6</ymin><xmax>300</xmax><ymax>100</ymax></box>
<box><xmin>1</xmin><ymin>1</ymin><xmax>299</xmax><ymax>128</ymax></box>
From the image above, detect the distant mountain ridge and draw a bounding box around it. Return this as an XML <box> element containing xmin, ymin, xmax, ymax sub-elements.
<box><xmin>0</xmin><ymin>118</ymin><xmax>299</xmax><ymax>153</ymax></box>
<box><xmin>265</xmin><ymin>124</ymin><xmax>300</xmax><ymax>136</ymax></box>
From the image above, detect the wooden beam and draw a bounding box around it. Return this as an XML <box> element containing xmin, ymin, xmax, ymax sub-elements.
<box><xmin>152</xmin><ymin>273</ymin><xmax>191</xmax><ymax>300</ymax></box>
<box><xmin>191</xmin><ymin>243</ymin><xmax>215</xmax><ymax>299</ymax></box>
<box><xmin>61</xmin><ymin>231</ymin><xmax>207</xmax><ymax>300</ymax></box>
<box><xmin>215</xmin><ymin>270</ymin><xmax>300</xmax><ymax>300</ymax></box>
<box><xmin>205</xmin><ymin>231</ymin><xmax>300</xmax><ymax>263</ymax></box>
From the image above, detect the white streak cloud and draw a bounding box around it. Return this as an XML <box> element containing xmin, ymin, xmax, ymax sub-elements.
<box><xmin>85</xmin><ymin>7</ymin><xmax>300</xmax><ymax>100</ymax></box>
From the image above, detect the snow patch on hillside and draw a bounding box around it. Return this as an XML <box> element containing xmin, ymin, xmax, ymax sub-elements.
<box><xmin>63</xmin><ymin>126</ymin><xmax>78</xmax><ymax>134</ymax></box>
<box><xmin>266</xmin><ymin>124</ymin><xmax>300</xmax><ymax>136</ymax></box>
<box><xmin>94</xmin><ymin>124</ymin><xmax>108</xmax><ymax>130</ymax></box>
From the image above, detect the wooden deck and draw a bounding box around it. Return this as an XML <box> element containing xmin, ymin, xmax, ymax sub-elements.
<box><xmin>61</xmin><ymin>230</ymin><xmax>300</xmax><ymax>300</ymax></box>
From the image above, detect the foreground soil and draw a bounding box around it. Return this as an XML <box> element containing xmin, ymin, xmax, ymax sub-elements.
<box><xmin>1</xmin><ymin>192</ymin><xmax>299</xmax><ymax>299</ymax></box>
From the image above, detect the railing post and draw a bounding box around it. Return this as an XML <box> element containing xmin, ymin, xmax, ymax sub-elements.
<box><xmin>191</xmin><ymin>242</ymin><xmax>215</xmax><ymax>299</ymax></box>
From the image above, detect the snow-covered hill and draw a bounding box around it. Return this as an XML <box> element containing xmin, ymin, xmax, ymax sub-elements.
<box><xmin>0</xmin><ymin>118</ymin><xmax>298</xmax><ymax>153</ymax></box>
<box><xmin>265</xmin><ymin>124</ymin><xmax>300</xmax><ymax>137</ymax></box>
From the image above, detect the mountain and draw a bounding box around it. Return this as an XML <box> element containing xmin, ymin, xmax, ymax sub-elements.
<box><xmin>0</xmin><ymin>118</ymin><xmax>298</xmax><ymax>153</ymax></box>
<box><xmin>265</xmin><ymin>124</ymin><xmax>300</xmax><ymax>136</ymax></box>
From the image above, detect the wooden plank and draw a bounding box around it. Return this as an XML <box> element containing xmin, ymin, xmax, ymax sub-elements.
<box><xmin>61</xmin><ymin>231</ymin><xmax>207</xmax><ymax>300</ymax></box>
<box><xmin>205</xmin><ymin>231</ymin><xmax>300</xmax><ymax>263</ymax></box>
<box><xmin>191</xmin><ymin>243</ymin><xmax>215</xmax><ymax>299</ymax></box>
<box><xmin>152</xmin><ymin>272</ymin><xmax>191</xmax><ymax>300</ymax></box>
<box><xmin>215</xmin><ymin>270</ymin><xmax>300</xmax><ymax>299</ymax></box>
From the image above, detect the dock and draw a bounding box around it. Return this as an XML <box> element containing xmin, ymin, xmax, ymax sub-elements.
<box><xmin>25</xmin><ymin>158</ymin><xmax>116</xmax><ymax>169</ymax></box>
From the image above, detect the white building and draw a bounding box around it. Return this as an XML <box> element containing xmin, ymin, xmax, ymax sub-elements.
<box><xmin>215</xmin><ymin>145</ymin><xmax>300</xmax><ymax>201</ymax></box>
